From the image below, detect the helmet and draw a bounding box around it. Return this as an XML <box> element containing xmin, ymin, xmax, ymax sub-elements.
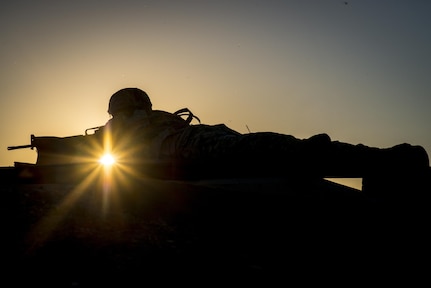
<box><xmin>108</xmin><ymin>88</ymin><xmax>152</xmax><ymax>116</ymax></box>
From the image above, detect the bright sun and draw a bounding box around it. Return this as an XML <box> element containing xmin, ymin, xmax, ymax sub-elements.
<box><xmin>99</xmin><ymin>154</ymin><xmax>115</xmax><ymax>166</ymax></box>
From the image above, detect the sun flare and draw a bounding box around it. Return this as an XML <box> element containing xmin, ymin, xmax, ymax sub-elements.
<box><xmin>99</xmin><ymin>153</ymin><xmax>115</xmax><ymax>166</ymax></box>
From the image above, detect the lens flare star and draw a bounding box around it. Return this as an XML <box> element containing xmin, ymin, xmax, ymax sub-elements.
<box><xmin>99</xmin><ymin>153</ymin><xmax>115</xmax><ymax>166</ymax></box>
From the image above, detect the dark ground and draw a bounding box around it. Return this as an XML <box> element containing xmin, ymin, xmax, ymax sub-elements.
<box><xmin>1</xmin><ymin>174</ymin><xmax>429</xmax><ymax>287</ymax></box>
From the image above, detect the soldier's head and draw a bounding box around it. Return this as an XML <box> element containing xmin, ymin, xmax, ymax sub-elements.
<box><xmin>108</xmin><ymin>88</ymin><xmax>152</xmax><ymax>117</ymax></box>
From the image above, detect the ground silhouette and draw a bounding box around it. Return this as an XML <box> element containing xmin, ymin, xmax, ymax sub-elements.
<box><xmin>1</xmin><ymin>170</ymin><xmax>428</xmax><ymax>286</ymax></box>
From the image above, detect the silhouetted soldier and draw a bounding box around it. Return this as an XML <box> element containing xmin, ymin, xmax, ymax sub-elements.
<box><xmin>103</xmin><ymin>88</ymin><xmax>430</xmax><ymax>201</ymax></box>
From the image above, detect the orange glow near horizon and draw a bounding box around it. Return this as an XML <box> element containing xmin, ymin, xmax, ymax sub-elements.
<box><xmin>2</xmin><ymin>1</ymin><xmax>431</xmax><ymax>168</ymax></box>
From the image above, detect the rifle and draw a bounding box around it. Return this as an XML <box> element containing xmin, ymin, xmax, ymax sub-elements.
<box><xmin>7</xmin><ymin>124</ymin><xmax>194</xmax><ymax>181</ymax></box>
<box><xmin>8</xmin><ymin>127</ymin><xmax>103</xmax><ymax>151</ymax></box>
<box><xmin>7</xmin><ymin>127</ymin><xmax>104</xmax><ymax>166</ymax></box>
<box><xmin>6</xmin><ymin>125</ymin><xmax>179</xmax><ymax>182</ymax></box>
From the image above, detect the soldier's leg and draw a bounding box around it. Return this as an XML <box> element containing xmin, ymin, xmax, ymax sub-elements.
<box><xmin>271</xmin><ymin>135</ymin><xmax>431</xmax><ymax>203</ymax></box>
<box><xmin>215</xmin><ymin>130</ymin><xmax>430</xmax><ymax>199</ymax></box>
<box><xmin>224</xmin><ymin>132</ymin><xmax>332</xmax><ymax>176</ymax></box>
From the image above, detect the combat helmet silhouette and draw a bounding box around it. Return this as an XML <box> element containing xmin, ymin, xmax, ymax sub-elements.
<box><xmin>108</xmin><ymin>88</ymin><xmax>152</xmax><ymax>116</ymax></box>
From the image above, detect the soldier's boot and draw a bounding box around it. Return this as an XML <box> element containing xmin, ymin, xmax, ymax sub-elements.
<box><xmin>362</xmin><ymin>144</ymin><xmax>431</xmax><ymax>258</ymax></box>
<box><xmin>361</xmin><ymin>143</ymin><xmax>430</xmax><ymax>203</ymax></box>
<box><xmin>322</xmin><ymin>141</ymin><xmax>430</xmax><ymax>201</ymax></box>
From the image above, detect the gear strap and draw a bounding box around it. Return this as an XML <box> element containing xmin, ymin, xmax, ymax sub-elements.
<box><xmin>174</xmin><ymin>108</ymin><xmax>201</xmax><ymax>124</ymax></box>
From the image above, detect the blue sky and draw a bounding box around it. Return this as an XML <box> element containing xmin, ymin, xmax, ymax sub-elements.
<box><xmin>1</xmin><ymin>0</ymin><xmax>430</xmax><ymax>181</ymax></box>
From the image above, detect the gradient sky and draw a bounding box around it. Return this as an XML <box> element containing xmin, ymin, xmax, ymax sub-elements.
<box><xmin>1</xmin><ymin>0</ymin><xmax>431</xmax><ymax>185</ymax></box>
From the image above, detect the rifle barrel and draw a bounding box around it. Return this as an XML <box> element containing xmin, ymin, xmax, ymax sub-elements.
<box><xmin>7</xmin><ymin>144</ymin><xmax>33</xmax><ymax>150</ymax></box>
